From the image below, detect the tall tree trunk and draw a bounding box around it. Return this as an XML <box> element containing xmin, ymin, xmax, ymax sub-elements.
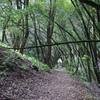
<box><xmin>45</xmin><ymin>0</ymin><xmax>56</xmax><ymax>68</ymax></box>
<box><xmin>20</xmin><ymin>0</ymin><xmax>29</xmax><ymax>54</ymax></box>
<box><xmin>2</xmin><ymin>17</ymin><xmax>10</xmax><ymax>43</ymax></box>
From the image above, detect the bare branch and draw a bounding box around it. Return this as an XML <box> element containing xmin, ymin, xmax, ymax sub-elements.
<box><xmin>3</xmin><ymin>40</ymin><xmax>100</xmax><ymax>50</ymax></box>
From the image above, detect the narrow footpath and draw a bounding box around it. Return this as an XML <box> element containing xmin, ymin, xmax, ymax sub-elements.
<box><xmin>0</xmin><ymin>70</ymin><xmax>99</xmax><ymax>100</ymax></box>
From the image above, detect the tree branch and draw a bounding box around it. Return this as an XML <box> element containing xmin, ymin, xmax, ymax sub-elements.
<box><xmin>2</xmin><ymin>40</ymin><xmax>100</xmax><ymax>50</ymax></box>
<box><xmin>79</xmin><ymin>0</ymin><xmax>100</xmax><ymax>9</ymax></box>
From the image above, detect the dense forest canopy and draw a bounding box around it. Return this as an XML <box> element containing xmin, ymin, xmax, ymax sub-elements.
<box><xmin>0</xmin><ymin>0</ymin><xmax>100</xmax><ymax>85</ymax></box>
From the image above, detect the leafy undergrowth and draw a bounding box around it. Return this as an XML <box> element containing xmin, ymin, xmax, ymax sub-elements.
<box><xmin>17</xmin><ymin>53</ymin><xmax>49</xmax><ymax>71</ymax></box>
<box><xmin>0</xmin><ymin>42</ymin><xmax>49</xmax><ymax>79</ymax></box>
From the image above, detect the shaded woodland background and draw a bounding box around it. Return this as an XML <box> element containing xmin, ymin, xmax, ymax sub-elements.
<box><xmin>0</xmin><ymin>0</ymin><xmax>100</xmax><ymax>86</ymax></box>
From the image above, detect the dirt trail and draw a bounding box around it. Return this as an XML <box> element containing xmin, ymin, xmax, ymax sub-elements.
<box><xmin>0</xmin><ymin>70</ymin><xmax>99</xmax><ymax>100</ymax></box>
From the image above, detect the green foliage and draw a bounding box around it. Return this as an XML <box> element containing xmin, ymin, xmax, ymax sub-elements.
<box><xmin>56</xmin><ymin>0</ymin><xmax>74</xmax><ymax>12</ymax></box>
<box><xmin>82</xmin><ymin>55</ymin><xmax>90</xmax><ymax>61</ymax></box>
<box><xmin>0</xmin><ymin>42</ymin><xmax>10</xmax><ymax>48</ymax></box>
<box><xmin>19</xmin><ymin>53</ymin><xmax>50</xmax><ymax>71</ymax></box>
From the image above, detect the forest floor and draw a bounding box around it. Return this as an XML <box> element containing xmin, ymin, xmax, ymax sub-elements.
<box><xmin>0</xmin><ymin>69</ymin><xmax>100</xmax><ymax>100</ymax></box>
